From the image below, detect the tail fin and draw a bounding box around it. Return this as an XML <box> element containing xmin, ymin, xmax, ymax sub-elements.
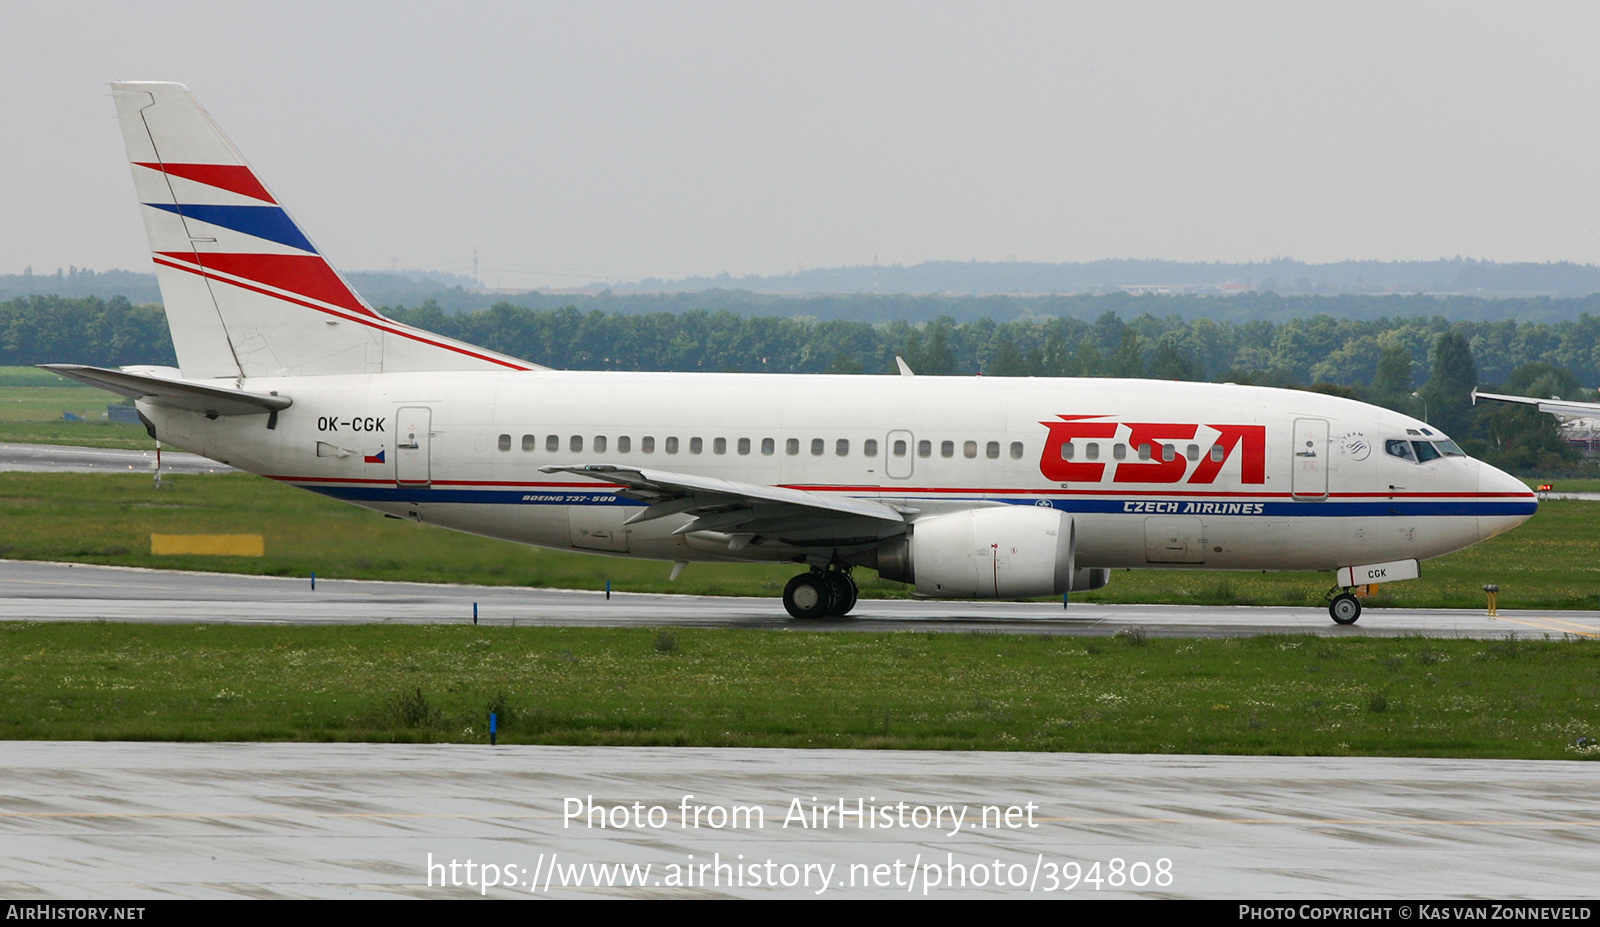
<box><xmin>110</xmin><ymin>82</ymin><xmax>537</xmax><ymax>378</ymax></box>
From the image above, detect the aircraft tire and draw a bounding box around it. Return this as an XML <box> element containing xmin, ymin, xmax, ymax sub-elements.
<box><xmin>783</xmin><ymin>573</ymin><xmax>836</xmax><ymax>620</ymax></box>
<box><xmin>1329</xmin><ymin>593</ymin><xmax>1361</xmax><ymax>625</ymax></box>
<box><xmin>823</xmin><ymin>571</ymin><xmax>858</xmax><ymax>617</ymax></box>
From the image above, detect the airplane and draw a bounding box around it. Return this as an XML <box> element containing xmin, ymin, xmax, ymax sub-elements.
<box><xmin>44</xmin><ymin>82</ymin><xmax>1539</xmax><ymax>626</ymax></box>
<box><xmin>1474</xmin><ymin>389</ymin><xmax>1600</xmax><ymax>418</ymax></box>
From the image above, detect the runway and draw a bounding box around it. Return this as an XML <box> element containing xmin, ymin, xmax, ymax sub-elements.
<box><xmin>1</xmin><ymin>741</ymin><xmax>1593</xmax><ymax>899</ymax></box>
<box><xmin>3</xmin><ymin>533</ymin><xmax>1595</xmax><ymax>900</ymax></box>
<box><xmin>2</xmin><ymin>559</ymin><xmax>1596</xmax><ymax>638</ymax></box>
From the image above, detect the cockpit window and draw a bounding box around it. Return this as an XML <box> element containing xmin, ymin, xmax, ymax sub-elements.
<box><xmin>1388</xmin><ymin>437</ymin><xmax>1464</xmax><ymax>463</ymax></box>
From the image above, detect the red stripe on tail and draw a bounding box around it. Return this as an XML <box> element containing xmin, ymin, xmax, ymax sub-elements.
<box><xmin>156</xmin><ymin>251</ymin><xmax>376</xmax><ymax>318</ymax></box>
<box><xmin>134</xmin><ymin>162</ymin><xmax>276</xmax><ymax>203</ymax></box>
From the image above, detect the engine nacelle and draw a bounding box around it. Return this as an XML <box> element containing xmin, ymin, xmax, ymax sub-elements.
<box><xmin>876</xmin><ymin>506</ymin><xmax>1076</xmax><ymax>598</ymax></box>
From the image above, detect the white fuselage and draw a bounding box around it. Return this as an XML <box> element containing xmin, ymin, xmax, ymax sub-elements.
<box><xmin>138</xmin><ymin>371</ymin><xmax>1537</xmax><ymax>574</ymax></box>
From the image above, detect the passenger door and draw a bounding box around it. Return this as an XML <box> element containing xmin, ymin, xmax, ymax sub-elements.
<box><xmin>395</xmin><ymin>406</ymin><xmax>432</xmax><ymax>487</ymax></box>
<box><xmin>1291</xmin><ymin>417</ymin><xmax>1329</xmax><ymax>500</ymax></box>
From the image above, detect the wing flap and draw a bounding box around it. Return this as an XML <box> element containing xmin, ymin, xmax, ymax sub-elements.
<box><xmin>538</xmin><ymin>464</ymin><xmax>907</xmax><ymax>539</ymax></box>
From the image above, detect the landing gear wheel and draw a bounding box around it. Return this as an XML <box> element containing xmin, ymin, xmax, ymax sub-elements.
<box><xmin>783</xmin><ymin>573</ymin><xmax>835</xmax><ymax>619</ymax></box>
<box><xmin>1329</xmin><ymin>593</ymin><xmax>1361</xmax><ymax>625</ymax></box>
<box><xmin>823</xmin><ymin>571</ymin><xmax>858</xmax><ymax>617</ymax></box>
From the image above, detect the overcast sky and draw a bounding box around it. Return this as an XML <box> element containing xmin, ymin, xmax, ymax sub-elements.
<box><xmin>7</xmin><ymin>1</ymin><xmax>1600</xmax><ymax>287</ymax></box>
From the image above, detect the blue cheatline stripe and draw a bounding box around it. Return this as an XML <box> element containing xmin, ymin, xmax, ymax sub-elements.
<box><xmin>1035</xmin><ymin>499</ymin><xmax>1538</xmax><ymax>517</ymax></box>
<box><xmin>145</xmin><ymin>203</ymin><xmax>317</xmax><ymax>253</ymax></box>
<box><xmin>304</xmin><ymin>485</ymin><xmax>646</xmax><ymax>506</ymax></box>
<box><xmin>296</xmin><ymin>484</ymin><xmax>1535</xmax><ymax>518</ymax></box>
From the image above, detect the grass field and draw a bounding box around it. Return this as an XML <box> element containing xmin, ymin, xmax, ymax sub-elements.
<box><xmin>1</xmin><ymin>623</ymin><xmax>1594</xmax><ymax>757</ymax></box>
<box><xmin>0</xmin><ymin>471</ymin><xmax>811</xmax><ymax>597</ymax></box>
<box><xmin>1</xmin><ymin>470</ymin><xmax>1596</xmax><ymax>608</ymax></box>
<box><xmin>0</xmin><ymin>368</ymin><xmax>151</xmax><ymax>448</ymax></box>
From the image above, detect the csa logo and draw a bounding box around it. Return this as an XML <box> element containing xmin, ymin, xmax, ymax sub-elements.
<box><xmin>1039</xmin><ymin>415</ymin><xmax>1266</xmax><ymax>484</ymax></box>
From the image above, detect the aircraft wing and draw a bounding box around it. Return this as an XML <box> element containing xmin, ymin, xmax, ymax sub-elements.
<box><xmin>539</xmin><ymin>463</ymin><xmax>908</xmax><ymax>544</ymax></box>
<box><xmin>39</xmin><ymin>364</ymin><xmax>292</xmax><ymax>416</ymax></box>
<box><xmin>1474</xmin><ymin>389</ymin><xmax>1600</xmax><ymax>417</ymax></box>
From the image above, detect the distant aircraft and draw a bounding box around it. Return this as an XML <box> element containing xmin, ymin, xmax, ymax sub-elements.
<box><xmin>1473</xmin><ymin>389</ymin><xmax>1600</xmax><ymax>417</ymax></box>
<box><xmin>44</xmin><ymin>82</ymin><xmax>1538</xmax><ymax>625</ymax></box>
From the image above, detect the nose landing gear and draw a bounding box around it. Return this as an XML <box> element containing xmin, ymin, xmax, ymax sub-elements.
<box><xmin>1326</xmin><ymin>590</ymin><xmax>1362</xmax><ymax>625</ymax></box>
<box><xmin>783</xmin><ymin>568</ymin><xmax>859</xmax><ymax>619</ymax></box>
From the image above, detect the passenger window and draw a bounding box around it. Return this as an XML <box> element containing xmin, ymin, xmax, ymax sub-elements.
<box><xmin>1186</xmin><ymin>444</ymin><xmax>1199</xmax><ymax>461</ymax></box>
<box><xmin>713</xmin><ymin>437</ymin><xmax>726</xmax><ymax>455</ymax></box>
<box><xmin>963</xmin><ymin>441</ymin><xmax>977</xmax><ymax>458</ymax></box>
<box><xmin>690</xmin><ymin>437</ymin><xmax>703</xmax><ymax>454</ymax></box>
<box><xmin>1114</xmin><ymin>444</ymin><xmax>1127</xmax><ymax>460</ymax></box>
<box><xmin>497</xmin><ymin>434</ymin><xmax>511</xmax><ymax>451</ymax></box>
<box><xmin>594</xmin><ymin>436</ymin><xmax>607</xmax><ymax>453</ymax></box>
<box><xmin>521</xmin><ymin>434</ymin><xmax>535</xmax><ymax>452</ymax></box>
<box><xmin>1086</xmin><ymin>443</ymin><xmax>1099</xmax><ymax>460</ymax></box>
<box><xmin>1010</xmin><ymin>441</ymin><xmax>1024</xmax><ymax>460</ymax></box>
<box><xmin>811</xmin><ymin>438</ymin><xmax>825</xmax><ymax>456</ymax></box>
<box><xmin>570</xmin><ymin>435</ymin><xmax>583</xmax><ymax>453</ymax></box>
<box><xmin>1211</xmin><ymin>444</ymin><xmax>1225</xmax><ymax>461</ymax></box>
<box><xmin>787</xmin><ymin>438</ymin><xmax>800</xmax><ymax>456</ymax></box>
<box><xmin>618</xmin><ymin>436</ymin><xmax>631</xmax><ymax>453</ymax></box>
<box><xmin>894</xmin><ymin>440</ymin><xmax>908</xmax><ymax>457</ymax></box>
<box><xmin>1062</xmin><ymin>442</ymin><xmax>1076</xmax><ymax>460</ymax></box>
<box><xmin>665</xmin><ymin>437</ymin><xmax>679</xmax><ymax>454</ymax></box>
<box><xmin>918</xmin><ymin>440</ymin><xmax>932</xmax><ymax>458</ymax></box>
<box><xmin>546</xmin><ymin>435</ymin><xmax>559</xmax><ymax>453</ymax></box>
<box><xmin>1162</xmin><ymin>443</ymin><xmax>1175</xmax><ymax>462</ymax></box>
<box><xmin>737</xmin><ymin>437</ymin><xmax>750</xmax><ymax>455</ymax></box>
<box><xmin>865</xmin><ymin>439</ymin><xmax>879</xmax><ymax>457</ymax></box>
<box><xmin>642</xmin><ymin>436</ymin><xmax>655</xmax><ymax>453</ymax></box>
<box><xmin>1137</xmin><ymin>444</ymin><xmax>1151</xmax><ymax>461</ymax></box>
<box><xmin>761</xmin><ymin>437</ymin><xmax>775</xmax><ymax>456</ymax></box>
<box><xmin>986</xmin><ymin>441</ymin><xmax>999</xmax><ymax>459</ymax></box>
<box><xmin>941</xmin><ymin>440</ymin><xmax>954</xmax><ymax>458</ymax></box>
<box><xmin>836</xmin><ymin>439</ymin><xmax>849</xmax><ymax>456</ymax></box>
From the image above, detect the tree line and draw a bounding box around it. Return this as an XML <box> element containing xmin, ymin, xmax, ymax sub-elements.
<box><xmin>5</xmin><ymin>294</ymin><xmax>1592</xmax><ymax>473</ymax></box>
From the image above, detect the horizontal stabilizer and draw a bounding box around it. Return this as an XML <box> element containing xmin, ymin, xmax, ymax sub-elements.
<box><xmin>39</xmin><ymin>364</ymin><xmax>291</xmax><ymax>416</ymax></box>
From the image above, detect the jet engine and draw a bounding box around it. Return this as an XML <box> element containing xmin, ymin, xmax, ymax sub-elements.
<box><xmin>875</xmin><ymin>506</ymin><xmax>1093</xmax><ymax>598</ymax></box>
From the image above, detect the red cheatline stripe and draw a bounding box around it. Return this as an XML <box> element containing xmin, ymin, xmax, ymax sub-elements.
<box><xmin>783</xmin><ymin>484</ymin><xmax>1292</xmax><ymax>497</ymax></box>
<box><xmin>157</xmin><ymin>251</ymin><xmax>375</xmax><ymax>318</ymax></box>
<box><xmin>152</xmin><ymin>256</ymin><xmax>533</xmax><ymax>370</ymax></box>
<box><xmin>780</xmin><ymin>485</ymin><xmax>1532</xmax><ymax>499</ymax></box>
<box><xmin>133</xmin><ymin>162</ymin><xmax>275</xmax><ymax>203</ymax></box>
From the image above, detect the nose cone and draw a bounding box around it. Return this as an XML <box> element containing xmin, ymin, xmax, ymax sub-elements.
<box><xmin>1477</xmin><ymin>460</ymin><xmax>1538</xmax><ymax>541</ymax></box>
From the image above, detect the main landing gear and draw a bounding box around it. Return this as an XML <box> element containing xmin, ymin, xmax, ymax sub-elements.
<box><xmin>783</xmin><ymin>568</ymin><xmax>858</xmax><ymax>619</ymax></box>
<box><xmin>1326</xmin><ymin>589</ymin><xmax>1362</xmax><ymax>625</ymax></box>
